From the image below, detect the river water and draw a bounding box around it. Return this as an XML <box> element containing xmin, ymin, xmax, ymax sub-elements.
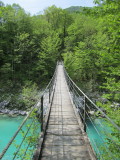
<box><xmin>86</xmin><ymin>118</ymin><xmax>106</xmax><ymax>156</ymax></box>
<box><xmin>0</xmin><ymin>115</ymin><xmax>40</xmax><ymax>160</ymax></box>
<box><xmin>0</xmin><ymin>115</ymin><xmax>108</xmax><ymax>160</ymax></box>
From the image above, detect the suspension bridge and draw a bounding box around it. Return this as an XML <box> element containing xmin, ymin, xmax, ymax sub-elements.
<box><xmin>0</xmin><ymin>62</ymin><xmax>120</xmax><ymax>160</ymax></box>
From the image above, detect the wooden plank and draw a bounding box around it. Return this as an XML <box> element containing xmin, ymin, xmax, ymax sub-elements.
<box><xmin>40</xmin><ymin>64</ymin><xmax>96</xmax><ymax>160</ymax></box>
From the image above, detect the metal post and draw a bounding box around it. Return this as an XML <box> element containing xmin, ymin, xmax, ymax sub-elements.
<box><xmin>72</xmin><ymin>82</ymin><xmax>75</xmax><ymax>104</ymax></box>
<box><xmin>68</xmin><ymin>78</ymin><xmax>70</xmax><ymax>91</ymax></box>
<box><xmin>83</xmin><ymin>96</ymin><xmax>86</xmax><ymax>132</ymax></box>
<box><xmin>41</xmin><ymin>96</ymin><xmax>43</xmax><ymax>131</ymax></box>
<box><xmin>52</xmin><ymin>78</ymin><xmax>54</xmax><ymax>92</ymax></box>
<box><xmin>49</xmin><ymin>88</ymin><xmax>51</xmax><ymax>103</ymax></box>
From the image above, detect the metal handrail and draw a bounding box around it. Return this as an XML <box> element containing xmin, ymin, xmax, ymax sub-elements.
<box><xmin>64</xmin><ymin>66</ymin><xmax>120</xmax><ymax>131</ymax></box>
<box><xmin>63</xmin><ymin>65</ymin><xmax>120</xmax><ymax>160</ymax></box>
<box><xmin>0</xmin><ymin>63</ymin><xmax>58</xmax><ymax>159</ymax></box>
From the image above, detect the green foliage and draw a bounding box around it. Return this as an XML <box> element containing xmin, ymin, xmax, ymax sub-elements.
<box><xmin>64</xmin><ymin>15</ymin><xmax>99</xmax><ymax>92</ymax></box>
<box><xmin>65</xmin><ymin>6</ymin><xmax>90</xmax><ymax>13</ymax></box>
<box><xmin>21</xmin><ymin>81</ymin><xmax>38</xmax><ymax>109</ymax></box>
<box><xmin>0</xmin><ymin>3</ymin><xmax>65</xmax><ymax>108</ymax></box>
<box><xmin>0</xmin><ymin>1</ymin><xmax>120</xmax><ymax>158</ymax></box>
<box><xmin>13</xmin><ymin>110</ymin><xmax>40</xmax><ymax>159</ymax></box>
<box><xmin>63</xmin><ymin>1</ymin><xmax>120</xmax><ymax>159</ymax></box>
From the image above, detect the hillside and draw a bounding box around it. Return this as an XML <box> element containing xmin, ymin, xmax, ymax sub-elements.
<box><xmin>65</xmin><ymin>6</ymin><xmax>91</xmax><ymax>13</ymax></box>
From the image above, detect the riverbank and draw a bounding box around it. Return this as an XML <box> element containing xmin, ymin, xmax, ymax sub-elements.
<box><xmin>0</xmin><ymin>100</ymin><xmax>28</xmax><ymax>116</ymax></box>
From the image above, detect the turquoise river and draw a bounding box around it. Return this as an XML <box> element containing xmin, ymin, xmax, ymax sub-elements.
<box><xmin>0</xmin><ymin>115</ymin><xmax>109</xmax><ymax>160</ymax></box>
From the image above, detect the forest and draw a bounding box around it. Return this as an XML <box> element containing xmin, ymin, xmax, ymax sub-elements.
<box><xmin>0</xmin><ymin>0</ymin><xmax>119</xmax><ymax>119</ymax></box>
<box><xmin>0</xmin><ymin>0</ymin><xmax>120</xmax><ymax>159</ymax></box>
<box><xmin>0</xmin><ymin>0</ymin><xmax>120</xmax><ymax>117</ymax></box>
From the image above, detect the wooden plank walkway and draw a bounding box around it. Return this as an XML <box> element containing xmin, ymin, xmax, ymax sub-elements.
<box><xmin>40</xmin><ymin>64</ymin><xmax>96</xmax><ymax>160</ymax></box>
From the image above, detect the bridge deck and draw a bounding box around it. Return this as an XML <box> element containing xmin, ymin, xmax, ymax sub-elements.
<box><xmin>40</xmin><ymin>64</ymin><xmax>96</xmax><ymax>160</ymax></box>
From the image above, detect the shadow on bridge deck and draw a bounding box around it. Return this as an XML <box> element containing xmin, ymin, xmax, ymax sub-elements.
<box><xmin>34</xmin><ymin>64</ymin><xmax>96</xmax><ymax>160</ymax></box>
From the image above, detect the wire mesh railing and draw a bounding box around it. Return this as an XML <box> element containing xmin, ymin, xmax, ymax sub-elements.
<box><xmin>63</xmin><ymin>66</ymin><xmax>120</xmax><ymax>160</ymax></box>
<box><xmin>0</xmin><ymin>64</ymin><xmax>58</xmax><ymax>160</ymax></box>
